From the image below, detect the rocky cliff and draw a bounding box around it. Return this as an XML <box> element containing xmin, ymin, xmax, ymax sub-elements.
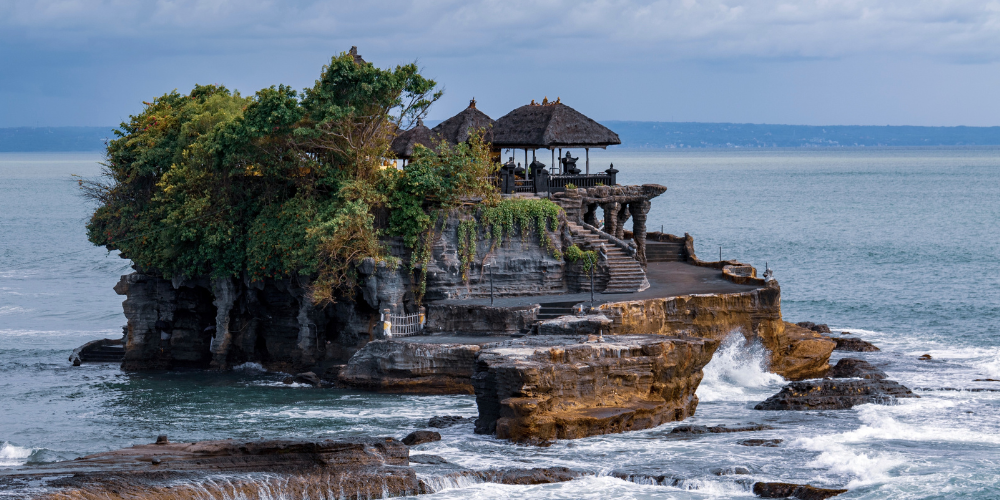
<box><xmin>598</xmin><ymin>281</ymin><xmax>834</xmax><ymax>380</ymax></box>
<box><xmin>472</xmin><ymin>335</ymin><xmax>718</xmax><ymax>443</ymax></box>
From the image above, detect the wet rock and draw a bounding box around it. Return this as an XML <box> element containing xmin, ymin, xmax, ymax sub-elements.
<box><xmin>428</xmin><ymin>415</ymin><xmax>473</xmax><ymax>428</ymax></box>
<box><xmin>670</xmin><ymin>423</ymin><xmax>773</xmax><ymax>435</ymax></box>
<box><xmin>711</xmin><ymin>466</ymin><xmax>751</xmax><ymax>475</ymax></box>
<box><xmin>753</xmin><ymin>481</ymin><xmax>848</xmax><ymax>499</ymax></box>
<box><xmin>537</xmin><ymin>314</ymin><xmax>613</xmax><ymax>336</ymax></box>
<box><xmin>472</xmin><ymin>335</ymin><xmax>717</xmax><ymax>443</ymax></box>
<box><xmin>796</xmin><ymin>322</ymin><xmax>832</xmax><ymax>334</ymax></box>
<box><xmin>755</xmin><ymin>379</ymin><xmax>918</xmax><ymax>411</ymax></box>
<box><xmin>420</xmin><ymin>467</ymin><xmax>583</xmax><ymax>493</ymax></box>
<box><xmin>402</xmin><ymin>430</ymin><xmax>441</xmax><ymax>446</ymax></box>
<box><xmin>833</xmin><ymin>337</ymin><xmax>880</xmax><ymax>352</ymax></box>
<box><xmin>826</xmin><ymin>358</ymin><xmax>886</xmax><ymax>380</ymax></box>
<box><xmin>409</xmin><ymin>454</ymin><xmax>449</xmax><ymax>465</ymax></box>
<box><xmin>293</xmin><ymin>371</ymin><xmax>323</xmax><ymax>387</ymax></box>
<box><xmin>739</xmin><ymin>438</ymin><xmax>782</xmax><ymax>447</ymax></box>
<box><xmin>339</xmin><ymin>340</ymin><xmax>480</xmax><ymax>394</ymax></box>
<box><xmin>2</xmin><ymin>437</ymin><xmax>417</xmax><ymax>499</ymax></box>
<box><xmin>771</xmin><ymin>322</ymin><xmax>837</xmax><ymax>381</ymax></box>
<box><xmin>155</xmin><ymin>435</ymin><xmax>169</xmax><ymax>445</ymax></box>
<box><xmin>919</xmin><ymin>354</ymin><xmax>933</xmax><ymax>361</ymax></box>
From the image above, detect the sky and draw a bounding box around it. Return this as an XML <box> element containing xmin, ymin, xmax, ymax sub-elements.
<box><xmin>2</xmin><ymin>0</ymin><xmax>1000</xmax><ymax>127</ymax></box>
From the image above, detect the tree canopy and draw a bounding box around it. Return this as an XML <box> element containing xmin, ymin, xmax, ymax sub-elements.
<box><xmin>85</xmin><ymin>50</ymin><xmax>497</xmax><ymax>304</ymax></box>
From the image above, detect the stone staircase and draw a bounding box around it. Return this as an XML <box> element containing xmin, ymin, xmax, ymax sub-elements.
<box><xmin>645</xmin><ymin>241</ymin><xmax>685</xmax><ymax>262</ymax></box>
<box><xmin>566</xmin><ymin>221</ymin><xmax>647</xmax><ymax>294</ymax></box>
<box><xmin>537</xmin><ymin>301</ymin><xmax>579</xmax><ymax>321</ymax></box>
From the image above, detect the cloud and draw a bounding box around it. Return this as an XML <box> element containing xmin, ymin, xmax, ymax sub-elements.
<box><xmin>3</xmin><ymin>0</ymin><xmax>1000</xmax><ymax>62</ymax></box>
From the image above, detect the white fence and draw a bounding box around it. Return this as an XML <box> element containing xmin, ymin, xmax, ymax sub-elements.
<box><xmin>382</xmin><ymin>309</ymin><xmax>425</xmax><ymax>338</ymax></box>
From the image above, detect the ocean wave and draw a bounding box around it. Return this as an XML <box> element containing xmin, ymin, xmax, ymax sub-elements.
<box><xmin>0</xmin><ymin>306</ymin><xmax>31</xmax><ymax>316</ymax></box>
<box><xmin>233</xmin><ymin>362</ymin><xmax>268</xmax><ymax>373</ymax></box>
<box><xmin>697</xmin><ymin>331</ymin><xmax>785</xmax><ymax>402</ymax></box>
<box><xmin>0</xmin><ymin>441</ymin><xmax>35</xmax><ymax>467</ymax></box>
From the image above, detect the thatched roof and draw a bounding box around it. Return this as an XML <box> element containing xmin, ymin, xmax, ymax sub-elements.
<box><xmin>432</xmin><ymin>99</ymin><xmax>495</xmax><ymax>144</ymax></box>
<box><xmin>491</xmin><ymin>100</ymin><xmax>621</xmax><ymax>149</ymax></box>
<box><xmin>390</xmin><ymin>120</ymin><xmax>439</xmax><ymax>159</ymax></box>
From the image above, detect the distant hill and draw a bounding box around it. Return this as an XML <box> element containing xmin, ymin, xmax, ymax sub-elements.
<box><xmin>4</xmin><ymin>123</ymin><xmax>1000</xmax><ymax>152</ymax></box>
<box><xmin>603</xmin><ymin>121</ymin><xmax>1000</xmax><ymax>148</ymax></box>
<box><xmin>0</xmin><ymin>127</ymin><xmax>113</xmax><ymax>152</ymax></box>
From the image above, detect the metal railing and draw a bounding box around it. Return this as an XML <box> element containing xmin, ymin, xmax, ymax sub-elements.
<box><xmin>549</xmin><ymin>173</ymin><xmax>613</xmax><ymax>190</ymax></box>
<box><xmin>382</xmin><ymin>308</ymin><xmax>426</xmax><ymax>338</ymax></box>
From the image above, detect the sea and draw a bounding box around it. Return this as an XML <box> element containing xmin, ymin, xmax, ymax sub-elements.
<box><xmin>1</xmin><ymin>148</ymin><xmax>999</xmax><ymax>499</ymax></box>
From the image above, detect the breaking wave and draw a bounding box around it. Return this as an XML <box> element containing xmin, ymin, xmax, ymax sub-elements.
<box><xmin>697</xmin><ymin>331</ymin><xmax>785</xmax><ymax>402</ymax></box>
<box><xmin>0</xmin><ymin>442</ymin><xmax>35</xmax><ymax>467</ymax></box>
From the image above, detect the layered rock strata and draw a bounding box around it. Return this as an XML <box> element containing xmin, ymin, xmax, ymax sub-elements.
<box><xmin>471</xmin><ymin>335</ymin><xmax>718</xmax><ymax>443</ymax></box>
<box><xmin>338</xmin><ymin>340</ymin><xmax>481</xmax><ymax>394</ymax></box>
<box><xmin>598</xmin><ymin>282</ymin><xmax>835</xmax><ymax>380</ymax></box>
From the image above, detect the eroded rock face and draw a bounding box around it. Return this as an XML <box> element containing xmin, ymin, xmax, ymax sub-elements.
<box><xmin>339</xmin><ymin>340</ymin><xmax>481</xmax><ymax>394</ymax></box>
<box><xmin>537</xmin><ymin>314</ymin><xmax>613</xmax><ymax>336</ymax></box>
<box><xmin>754</xmin><ymin>379</ymin><xmax>918</xmax><ymax>411</ymax></box>
<box><xmin>472</xmin><ymin>335</ymin><xmax>718</xmax><ymax>443</ymax></box>
<box><xmin>599</xmin><ymin>284</ymin><xmax>835</xmax><ymax>381</ymax></box>
<box><xmin>425</xmin><ymin>304</ymin><xmax>539</xmax><ymax>335</ymax></box>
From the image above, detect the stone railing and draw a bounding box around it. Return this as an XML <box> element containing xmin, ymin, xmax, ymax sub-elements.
<box><xmin>581</xmin><ymin>222</ymin><xmax>637</xmax><ymax>258</ymax></box>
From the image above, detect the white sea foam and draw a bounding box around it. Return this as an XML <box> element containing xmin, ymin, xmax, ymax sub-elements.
<box><xmin>975</xmin><ymin>349</ymin><xmax>1000</xmax><ymax>379</ymax></box>
<box><xmin>697</xmin><ymin>331</ymin><xmax>785</xmax><ymax>402</ymax></box>
<box><xmin>232</xmin><ymin>362</ymin><xmax>268</xmax><ymax>373</ymax></box>
<box><xmin>0</xmin><ymin>442</ymin><xmax>34</xmax><ymax>467</ymax></box>
<box><xmin>0</xmin><ymin>306</ymin><xmax>30</xmax><ymax>316</ymax></box>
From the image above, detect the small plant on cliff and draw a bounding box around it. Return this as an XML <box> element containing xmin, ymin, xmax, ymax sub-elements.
<box><xmin>564</xmin><ymin>244</ymin><xmax>598</xmax><ymax>276</ymax></box>
<box><xmin>564</xmin><ymin>183</ymin><xmax>577</xmax><ymax>190</ymax></box>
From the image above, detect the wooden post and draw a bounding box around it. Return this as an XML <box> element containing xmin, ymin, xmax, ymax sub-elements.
<box><xmin>551</xmin><ymin>148</ymin><xmax>555</xmax><ymax>176</ymax></box>
<box><xmin>558</xmin><ymin>148</ymin><xmax>562</xmax><ymax>174</ymax></box>
<box><xmin>585</xmin><ymin>148</ymin><xmax>590</xmax><ymax>174</ymax></box>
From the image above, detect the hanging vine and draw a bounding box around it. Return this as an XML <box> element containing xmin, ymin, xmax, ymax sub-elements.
<box><xmin>479</xmin><ymin>198</ymin><xmax>562</xmax><ymax>259</ymax></box>
<box><xmin>564</xmin><ymin>244</ymin><xmax>598</xmax><ymax>276</ymax></box>
<box><xmin>457</xmin><ymin>217</ymin><xmax>478</xmax><ymax>281</ymax></box>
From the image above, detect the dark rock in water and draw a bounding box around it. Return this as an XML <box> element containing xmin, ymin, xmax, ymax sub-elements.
<box><xmin>739</xmin><ymin>438</ymin><xmax>783</xmax><ymax>447</ymax></box>
<box><xmin>670</xmin><ymin>423</ymin><xmax>773</xmax><ymax>434</ymax></box>
<box><xmin>293</xmin><ymin>371</ymin><xmax>323</xmax><ymax>386</ymax></box>
<box><xmin>826</xmin><ymin>358</ymin><xmax>886</xmax><ymax>380</ymax></box>
<box><xmin>155</xmin><ymin>435</ymin><xmax>169</xmax><ymax>445</ymax></box>
<box><xmin>1</xmin><ymin>437</ymin><xmax>417</xmax><ymax>499</ymax></box>
<box><xmin>421</xmin><ymin>467</ymin><xmax>583</xmax><ymax>492</ymax></box>
<box><xmin>409</xmin><ymin>454</ymin><xmax>449</xmax><ymax>465</ymax></box>
<box><xmin>753</xmin><ymin>481</ymin><xmax>848</xmax><ymax>499</ymax></box>
<box><xmin>975</xmin><ymin>378</ymin><xmax>1000</xmax><ymax>382</ymax></box>
<box><xmin>711</xmin><ymin>466</ymin><xmax>751</xmax><ymax>475</ymax></box>
<box><xmin>833</xmin><ymin>337</ymin><xmax>880</xmax><ymax>352</ymax></box>
<box><xmin>670</xmin><ymin>424</ymin><xmax>709</xmax><ymax>434</ymax></box>
<box><xmin>755</xmin><ymin>379</ymin><xmax>918</xmax><ymax>411</ymax></box>
<box><xmin>402</xmin><ymin>430</ymin><xmax>441</xmax><ymax>446</ymax></box>
<box><xmin>428</xmin><ymin>415</ymin><xmax>473</xmax><ymax>428</ymax></box>
<box><xmin>796</xmin><ymin>322</ymin><xmax>832</xmax><ymax>334</ymax></box>
<box><xmin>919</xmin><ymin>354</ymin><xmax>933</xmax><ymax>361</ymax></box>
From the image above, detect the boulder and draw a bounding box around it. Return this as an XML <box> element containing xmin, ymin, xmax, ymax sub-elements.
<box><xmin>753</xmin><ymin>481</ymin><xmax>848</xmax><ymax>499</ymax></box>
<box><xmin>472</xmin><ymin>335</ymin><xmax>718</xmax><ymax>443</ymax></box>
<box><xmin>427</xmin><ymin>415</ymin><xmax>473</xmax><ymax>428</ymax></box>
<box><xmin>409</xmin><ymin>454</ymin><xmax>449</xmax><ymax>465</ymax></box>
<box><xmin>402</xmin><ymin>431</ymin><xmax>441</xmax><ymax>446</ymax></box>
<box><xmin>796</xmin><ymin>322</ymin><xmax>832</xmax><ymax>334</ymax></box>
<box><xmin>739</xmin><ymin>439</ymin><xmax>782</xmax><ymax>447</ymax></box>
<box><xmin>833</xmin><ymin>337</ymin><xmax>880</xmax><ymax>352</ymax></box>
<box><xmin>711</xmin><ymin>466</ymin><xmax>751</xmax><ymax>475</ymax></box>
<box><xmin>293</xmin><ymin>371</ymin><xmax>323</xmax><ymax>386</ymax></box>
<box><xmin>770</xmin><ymin>323</ymin><xmax>837</xmax><ymax>381</ymax></box>
<box><xmin>755</xmin><ymin>379</ymin><xmax>918</xmax><ymax>411</ymax></box>
<box><xmin>826</xmin><ymin>358</ymin><xmax>886</xmax><ymax>380</ymax></box>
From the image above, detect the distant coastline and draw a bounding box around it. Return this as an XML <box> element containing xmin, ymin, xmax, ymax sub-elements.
<box><xmin>6</xmin><ymin>122</ymin><xmax>1000</xmax><ymax>152</ymax></box>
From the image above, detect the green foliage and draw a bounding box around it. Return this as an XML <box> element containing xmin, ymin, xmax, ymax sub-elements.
<box><xmin>564</xmin><ymin>183</ymin><xmax>577</xmax><ymax>190</ymax></box>
<box><xmin>457</xmin><ymin>218</ymin><xmax>478</xmax><ymax>281</ymax></box>
<box><xmin>84</xmin><ymin>50</ymin><xmax>443</xmax><ymax>304</ymax></box>
<box><xmin>479</xmin><ymin>198</ymin><xmax>562</xmax><ymax>259</ymax></box>
<box><xmin>564</xmin><ymin>244</ymin><xmax>598</xmax><ymax>276</ymax></box>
